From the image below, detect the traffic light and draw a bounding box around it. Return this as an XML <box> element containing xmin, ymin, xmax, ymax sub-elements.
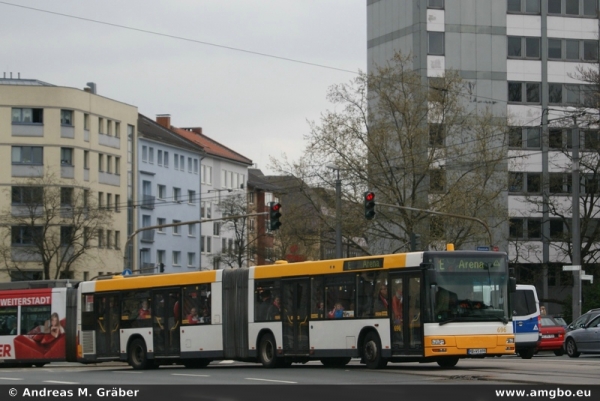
<box><xmin>364</xmin><ymin>191</ymin><xmax>376</xmax><ymax>220</ymax></box>
<box><xmin>269</xmin><ymin>202</ymin><xmax>282</xmax><ymax>230</ymax></box>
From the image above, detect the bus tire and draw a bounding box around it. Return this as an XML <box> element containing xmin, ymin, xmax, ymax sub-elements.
<box><xmin>320</xmin><ymin>357</ymin><xmax>351</xmax><ymax>367</ymax></box>
<box><xmin>258</xmin><ymin>333</ymin><xmax>279</xmax><ymax>368</ymax></box>
<box><xmin>437</xmin><ymin>357</ymin><xmax>459</xmax><ymax>368</ymax></box>
<box><xmin>128</xmin><ymin>338</ymin><xmax>150</xmax><ymax>370</ymax></box>
<box><xmin>362</xmin><ymin>332</ymin><xmax>387</xmax><ymax>369</ymax></box>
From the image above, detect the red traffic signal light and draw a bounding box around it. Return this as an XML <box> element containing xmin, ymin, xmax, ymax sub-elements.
<box><xmin>269</xmin><ymin>202</ymin><xmax>282</xmax><ymax>230</ymax></box>
<box><xmin>364</xmin><ymin>191</ymin><xmax>376</xmax><ymax>220</ymax></box>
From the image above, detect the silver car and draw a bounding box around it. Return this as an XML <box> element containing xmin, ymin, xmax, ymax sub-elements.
<box><xmin>564</xmin><ymin>308</ymin><xmax>600</xmax><ymax>358</ymax></box>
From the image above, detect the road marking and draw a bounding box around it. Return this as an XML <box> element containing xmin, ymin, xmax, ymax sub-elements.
<box><xmin>172</xmin><ymin>373</ymin><xmax>210</xmax><ymax>377</ymax></box>
<box><xmin>219</xmin><ymin>360</ymin><xmax>235</xmax><ymax>364</ymax></box>
<box><xmin>245</xmin><ymin>378</ymin><xmax>297</xmax><ymax>384</ymax></box>
<box><xmin>44</xmin><ymin>380</ymin><xmax>79</xmax><ymax>384</ymax></box>
<box><xmin>0</xmin><ymin>377</ymin><xmax>23</xmax><ymax>381</ymax></box>
<box><xmin>115</xmin><ymin>371</ymin><xmax>143</xmax><ymax>374</ymax></box>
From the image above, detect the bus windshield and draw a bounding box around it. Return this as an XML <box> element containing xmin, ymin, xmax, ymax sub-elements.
<box><xmin>429</xmin><ymin>255</ymin><xmax>509</xmax><ymax>324</ymax></box>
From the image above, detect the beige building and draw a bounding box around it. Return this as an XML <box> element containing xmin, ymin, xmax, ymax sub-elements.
<box><xmin>0</xmin><ymin>78</ymin><xmax>137</xmax><ymax>281</ymax></box>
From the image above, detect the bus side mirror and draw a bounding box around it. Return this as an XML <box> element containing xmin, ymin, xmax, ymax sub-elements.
<box><xmin>426</xmin><ymin>269</ymin><xmax>437</xmax><ymax>286</ymax></box>
<box><xmin>509</xmin><ymin>277</ymin><xmax>517</xmax><ymax>293</ymax></box>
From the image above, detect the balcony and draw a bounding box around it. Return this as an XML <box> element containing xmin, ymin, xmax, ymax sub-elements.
<box><xmin>141</xmin><ymin>229</ymin><xmax>155</xmax><ymax>243</ymax></box>
<box><xmin>140</xmin><ymin>194</ymin><xmax>155</xmax><ymax>210</ymax></box>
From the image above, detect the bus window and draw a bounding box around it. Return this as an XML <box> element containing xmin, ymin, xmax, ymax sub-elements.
<box><xmin>20</xmin><ymin>305</ymin><xmax>51</xmax><ymax>335</ymax></box>
<box><xmin>357</xmin><ymin>271</ymin><xmax>388</xmax><ymax>318</ymax></box>
<box><xmin>0</xmin><ymin>307</ymin><xmax>17</xmax><ymax>335</ymax></box>
<box><xmin>310</xmin><ymin>276</ymin><xmax>324</xmax><ymax>319</ymax></box>
<box><xmin>120</xmin><ymin>291</ymin><xmax>151</xmax><ymax>328</ymax></box>
<box><xmin>183</xmin><ymin>285</ymin><xmax>211</xmax><ymax>324</ymax></box>
<box><xmin>324</xmin><ymin>274</ymin><xmax>356</xmax><ymax>319</ymax></box>
<box><xmin>255</xmin><ymin>280</ymin><xmax>280</xmax><ymax>322</ymax></box>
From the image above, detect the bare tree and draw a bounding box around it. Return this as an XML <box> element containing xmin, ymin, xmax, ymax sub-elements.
<box><xmin>0</xmin><ymin>173</ymin><xmax>111</xmax><ymax>280</ymax></box>
<box><xmin>272</xmin><ymin>52</ymin><xmax>509</xmax><ymax>254</ymax></box>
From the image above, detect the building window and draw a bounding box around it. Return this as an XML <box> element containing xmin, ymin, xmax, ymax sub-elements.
<box><xmin>528</xmin><ymin>219</ymin><xmax>542</xmax><ymax>239</ymax></box>
<box><xmin>115</xmin><ymin>231</ymin><xmax>121</xmax><ymax>249</ymax></box>
<box><xmin>157</xmin><ymin>217</ymin><xmax>166</xmax><ymax>232</ymax></box>
<box><xmin>158</xmin><ymin>185</ymin><xmax>166</xmax><ymax>199</ymax></box>
<box><xmin>115</xmin><ymin>122</ymin><xmax>120</xmax><ymax>138</ymax></box>
<box><xmin>525</xmin><ymin>127</ymin><xmax>540</xmax><ymax>148</ymax></box>
<box><xmin>106</xmin><ymin>193</ymin><xmax>112</xmax><ymax>209</ymax></box>
<box><xmin>173</xmin><ymin>220</ymin><xmax>181</xmax><ymax>235</ymax></box>
<box><xmin>115</xmin><ymin>194</ymin><xmax>120</xmax><ymax>212</ymax></box>
<box><xmin>194</xmin><ymin>159</ymin><xmax>199</xmax><ymax>174</ymax></box>
<box><xmin>180</xmin><ymin>155</ymin><xmax>185</xmax><ymax>171</ymax></box>
<box><xmin>584</xmin><ymin>130</ymin><xmax>600</xmax><ymax>150</ymax></box>
<box><xmin>12</xmin><ymin>146</ymin><xmax>43</xmax><ymax>165</ymax></box>
<box><xmin>157</xmin><ymin>250</ymin><xmax>165</xmax><ymax>264</ymax></box>
<box><xmin>507</xmin><ymin>37</ymin><xmax>540</xmax><ymax>59</ymax></box>
<box><xmin>60</xmin><ymin>110</ymin><xmax>73</xmax><ymax>126</ymax></box>
<box><xmin>428</xmin><ymin>32</ymin><xmax>445</xmax><ymax>55</ymax></box>
<box><xmin>174</xmin><ymin>153</ymin><xmax>179</xmax><ymax>170</ymax></box>
<box><xmin>142</xmin><ymin>146</ymin><xmax>148</xmax><ymax>163</ymax></box>
<box><xmin>158</xmin><ymin>150</ymin><xmax>163</xmax><ymax>166</ymax></box>
<box><xmin>188</xmin><ymin>224</ymin><xmax>196</xmax><ymax>237</ymax></box>
<box><xmin>11</xmin><ymin>226</ymin><xmax>42</xmax><ymax>245</ymax></box>
<box><xmin>428</xmin><ymin>0</ymin><xmax>444</xmax><ymax>8</ymax></box>
<box><xmin>98</xmin><ymin>117</ymin><xmax>104</xmax><ymax>134</ymax></box>
<box><xmin>173</xmin><ymin>187</ymin><xmax>181</xmax><ymax>202</ymax></box>
<box><xmin>188</xmin><ymin>190</ymin><xmax>196</xmax><ymax>204</ymax></box>
<box><xmin>98</xmin><ymin>192</ymin><xmax>104</xmax><ymax>208</ymax></box>
<box><xmin>98</xmin><ymin>229</ymin><xmax>104</xmax><ymax>248</ymax></box>
<box><xmin>550</xmin><ymin>219</ymin><xmax>565</xmax><ymax>240</ymax></box>
<box><xmin>106</xmin><ymin>156</ymin><xmax>112</xmax><ymax>173</ymax></box>
<box><xmin>84</xmin><ymin>151</ymin><xmax>90</xmax><ymax>169</ymax></box>
<box><xmin>429</xmin><ymin>169</ymin><xmax>445</xmax><ymax>193</ymax></box>
<box><xmin>548</xmin><ymin>39</ymin><xmax>562</xmax><ymax>59</ymax></box>
<box><xmin>12</xmin><ymin>108</ymin><xmax>43</xmax><ymax>123</ymax></box>
<box><xmin>213</xmin><ymin>223</ymin><xmax>221</xmax><ymax>236</ymax></box>
<box><xmin>188</xmin><ymin>253</ymin><xmax>196</xmax><ymax>267</ymax></box>
<box><xmin>429</xmin><ymin>124</ymin><xmax>445</xmax><ymax>146</ymax></box>
<box><xmin>84</xmin><ymin>114</ymin><xmax>90</xmax><ymax>130</ymax></box>
<box><xmin>106</xmin><ymin>230</ymin><xmax>113</xmax><ymax>249</ymax></box>
<box><xmin>584</xmin><ymin>40</ymin><xmax>599</xmax><ymax>61</ymax></box>
<box><xmin>115</xmin><ymin>157</ymin><xmax>121</xmax><ymax>175</ymax></box>
<box><xmin>148</xmin><ymin>147</ymin><xmax>154</xmax><ymax>164</ymax></box>
<box><xmin>507</xmin><ymin>0</ymin><xmax>540</xmax><ymax>13</ymax></box>
<box><xmin>60</xmin><ymin>187</ymin><xmax>73</xmax><ymax>206</ymax></box>
<box><xmin>164</xmin><ymin>152</ymin><xmax>169</xmax><ymax>168</ymax></box>
<box><xmin>508</xmin><ymin>82</ymin><xmax>540</xmax><ymax>104</ymax></box>
<box><xmin>173</xmin><ymin>251</ymin><xmax>181</xmax><ymax>266</ymax></box>
<box><xmin>98</xmin><ymin>154</ymin><xmax>104</xmax><ymax>172</ymax></box>
<box><xmin>12</xmin><ymin>186</ymin><xmax>43</xmax><ymax>205</ymax></box>
<box><xmin>509</xmin><ymin>218</ymin><xmax>525</xmax><ymax>239</ymax></box>
<box><xmin>188</xmin><ymin>157</ymin><xmax>192</xmax><ymax>173</ymax></box>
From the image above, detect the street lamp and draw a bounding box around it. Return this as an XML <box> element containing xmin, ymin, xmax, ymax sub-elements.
<box><xmin>567</xmin><ymin>108</ymin><xmax>585</xmax><ymax>320</ymax></box>
<box><xmin>326</xmin><ymin>164</ymin><xmax>342</xmax><ymax>258</ymax></box>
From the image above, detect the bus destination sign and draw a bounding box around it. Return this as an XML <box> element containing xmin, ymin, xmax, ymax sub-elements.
<box><xmin>343</xmin><ymin>258</ymin><xmax>385</xmax><ymax>271</ymax></box>
<box><xmin>434</xmin><ymin>257</ymin><xmax>504</xmax><ymax>272</ymax></box>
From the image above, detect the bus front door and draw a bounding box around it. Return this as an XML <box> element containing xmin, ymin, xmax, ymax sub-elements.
<box><xmin>281</xmin><ymin>279</ymin><xmax>310</xmax><ymax>355</ymax></box>
<box><xmin>95</xmin><ymin>294</ymin><xmax>120</xmax><ymax>358</ymax></box>
<box><xmin>389</xmin><ymin>273</ymin><xmax>423</xmax><ymax>355</ymax></box>
<box><xmin>151</xmin><ymin>289</ymin><xmax>181</xmax><ymax>357</ymax></box>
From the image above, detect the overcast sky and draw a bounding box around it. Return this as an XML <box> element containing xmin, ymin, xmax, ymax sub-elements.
<box><xmin>0</xmin><ymin>1</ymin><xmax>366</xmax><ymax>173</ymax></box>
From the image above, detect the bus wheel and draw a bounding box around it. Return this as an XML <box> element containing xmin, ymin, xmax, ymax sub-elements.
<box><xmin>320</xmin><ymin>357</ymin><xmax>351</xmax><ymax>367</ymax></box>
<box><xmin>437</xmin><ymin>357</ymin><xmax>459</xmax><ymax>368</ymax></box>
<box><xmin>362</xmin><ymin>332</ymin><xmax>387</xmax><ymax>369</ymax></box>
<box><xmin>128</xmin><ymin>338</ymin><xmax>150</xmax><ymax>370</ymax></box>
<box><xmin>183</xmin><ymin>359</ymin><xmax>211</xmax><ymax>369</ymax></box>
<box><xmin>258</xmin><ymin>333</ymin><xmax>279</xmax><ymax>368</ymax></box>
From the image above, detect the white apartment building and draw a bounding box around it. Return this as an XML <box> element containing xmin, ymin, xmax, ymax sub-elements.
<box><xmin>367</xmin><ymin>0</ymin><xmax>599</xmax><ymax>312</ymax></box>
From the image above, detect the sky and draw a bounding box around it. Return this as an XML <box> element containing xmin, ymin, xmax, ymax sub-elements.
<box><xmin>0</xmin><ymin>0</ymin><xmax>366</xmax><ymax>174</ymax></box>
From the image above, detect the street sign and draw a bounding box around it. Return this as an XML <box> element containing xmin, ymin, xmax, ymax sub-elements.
<box><xmin>476</xmin><ymin>246</ymin><xmax>490</xmax><ymax>251</ymax></box>
<box><xmin>581</xmin><ymin>274</ymin><xmax>594</xmax><ymax>284</ymax></box>
<box><xmin>122</xmin><ymin>269</ymin><xmax>133</xmax><ymax>276</ymax></box>
<box><xmin>562</xmin><ymin>265</ymin><xmax>581</xmax><ymax>271</ymax></box>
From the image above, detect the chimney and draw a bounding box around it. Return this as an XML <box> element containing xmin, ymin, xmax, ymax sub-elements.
<box><xmin>156</xmin><ymin>114</ymin><xmax>171</xmax><ymax>129</ymax></box>
<box><xmin>86</xmin><ymin>82</ymin><xmax>97</xmax><ymax>94</ymax></box>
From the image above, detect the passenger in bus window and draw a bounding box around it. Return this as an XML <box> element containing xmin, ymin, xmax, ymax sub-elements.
<box><xmin>329</xmin><ymin>302</ymin><xmax>344</xmax><ymax>319</ymax></box>
<box><xmin>257</xmin><ymin>290</ymin><xmax>272</xmax><ymax>321</ymax></box>
<box><xmin>317</xmin><ymin>302</ymin><xmax>324</xmax><ymax>318</ymax></box>
<box><xmin>8</xmin><ymin>317</ymin><xmax>17</xmax><ymax>335</ymax></box>
<box><xmin>392</xmin><ymin>286</ymin><xmax>403</xmax><ymax>324</ymax></box>
<box><xmin>201</xmin><ymin>306</ymin><xmax>210</xmax><ymax>323</ymax></box>
<box><xmin>374</xmin><ymin>285</ymin><xmax>389</xmax><ymax>315</ymax></box>
<box><xmin>138</xmin><ymin>300</ymin><xmax>151</xmax><ymax>319</ymax></box>
<box><xmin>267</xmin><ymin>296</ymin><xmax>281</xmax><ymax>320</ymax></box>
<box><xmin>187</xmin><ymin>307</ymin><xmax>200</xmax><ymax>324</ymax></box>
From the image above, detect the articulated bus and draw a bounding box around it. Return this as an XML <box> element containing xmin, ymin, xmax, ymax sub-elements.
<box><xmin>1</xmin><ymin>249</ymin><xmax>515</xmax><ymax>369</ymax></box>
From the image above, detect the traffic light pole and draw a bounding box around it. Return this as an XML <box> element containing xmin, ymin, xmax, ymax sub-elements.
<box><xmin>123</xmin><ymin>212</ymin><xmax>269</xmax><ymax>272</ymax></box>
<box><xmin>376</xmin><ymin>202</ymin><xmax>493</xmax><ymax>246</ymax></box>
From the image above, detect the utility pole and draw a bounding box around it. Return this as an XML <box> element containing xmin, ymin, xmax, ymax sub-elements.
<box><xmin>571</xmin><ymin>112</ymin><xmax>582</xmax><ymax>320</ymax></box>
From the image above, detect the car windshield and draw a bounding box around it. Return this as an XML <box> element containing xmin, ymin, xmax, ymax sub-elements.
<box><xmin>541</xmin><ymin>317</ymin><xmax>557</xmax><ymax>326</ymax></box>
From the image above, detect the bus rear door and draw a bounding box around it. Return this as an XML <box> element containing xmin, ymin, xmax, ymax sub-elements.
<box><xmin>151</xmin><ymin>289</ymin><xmax>181</xmax><ymax>357</ymax></box>
<box><xmin>95</xmin><ymin>293</ymin><xmax>120</xmax><ymax>358</ymax></box>
<box><xmin>390</xmin><ymin>272</ymin><xmax>423</xmax><ymax>355</ymax></box>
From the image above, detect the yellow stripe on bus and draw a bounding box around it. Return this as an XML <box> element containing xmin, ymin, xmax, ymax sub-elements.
<box><xmin>94</xmin><ymin>270</ymin><xmax>217</xmax><ymax>292</ymax></box>
<box><xmin>253</xmin><ymin>253</ymin><xmax>409</xmax><ymax>279</ymax></box>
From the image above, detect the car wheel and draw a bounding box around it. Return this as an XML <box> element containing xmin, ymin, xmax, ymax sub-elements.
<box><xmin>566</xmin><ymin>338</ymin><xmax>580</xmax><ymax>358</ymax></box>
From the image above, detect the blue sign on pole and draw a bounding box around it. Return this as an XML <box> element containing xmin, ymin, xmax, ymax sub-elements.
<box><xmin>476</xmin><ymin>246</ymin><xmax>490</xmax><ymax>251</ymax></box>
<box><xmin>122</xmin><ymin>269</ymin><xmax>133</xmax><ymax>276</ymax></box>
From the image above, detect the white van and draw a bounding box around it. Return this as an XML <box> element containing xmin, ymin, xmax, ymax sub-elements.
<box><xmin>510</xmin><ymin>284</ymin><xmax>541</xmax><ymax>359</ymax></box>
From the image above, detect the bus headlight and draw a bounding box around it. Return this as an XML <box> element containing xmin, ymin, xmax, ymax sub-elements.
<box><xmin>431</xmin><ymin>339</ymin><xmax>446</xmax><ymax>345</ymax></box>
<box><xmin>506</xmin><ymin>338</ymin><xmax>514</xmax><ymax>344</ymax></box>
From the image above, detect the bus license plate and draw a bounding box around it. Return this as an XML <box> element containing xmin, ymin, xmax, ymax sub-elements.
<box><xmin>468</xmin><ymin>348</ymin><xmax>486</xmax><ymax>355</ymax></box>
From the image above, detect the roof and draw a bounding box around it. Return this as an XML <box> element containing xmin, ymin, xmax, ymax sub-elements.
<box><xmin>138</xmin><ymin>114</ymin><xmax>205</xmax><ymax>154</ymax></box>
<box><xmin>247</xmin><ymin>168</ymin><xmax>281</xmax><ymax>192</ymax></box>
<box><xmin>0</xmin><ymin>78</ymin><xmax>55</xmax><ymax>86</ymax></box>
<box><xmin>170</xmin><ymin>126</ymin><xmax>252</xmax><ymax>166</ymax></box>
